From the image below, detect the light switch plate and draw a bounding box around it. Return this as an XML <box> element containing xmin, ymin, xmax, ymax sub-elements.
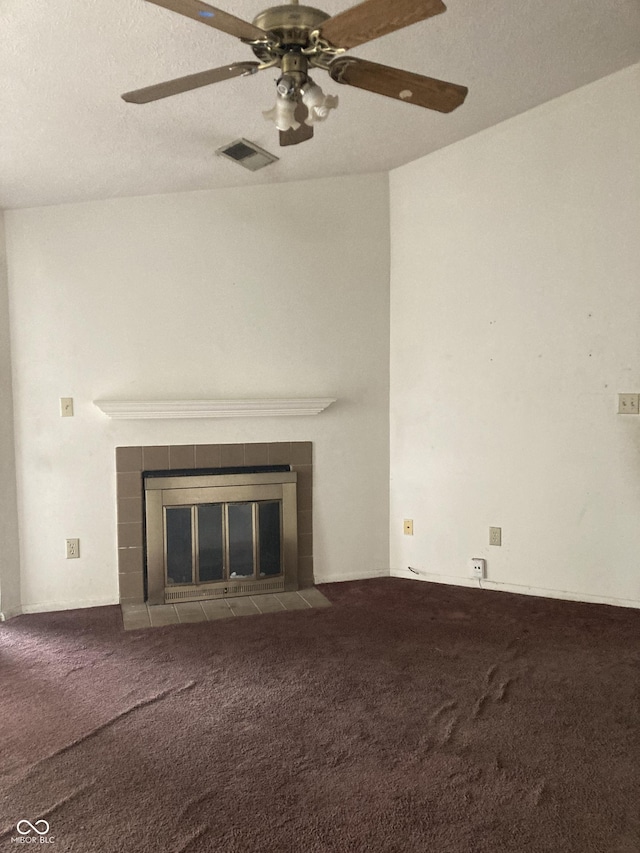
<box><xmin>60</xmin><ymin>397</ymin><xmax>74</xmax><ymax>417</ymax></box>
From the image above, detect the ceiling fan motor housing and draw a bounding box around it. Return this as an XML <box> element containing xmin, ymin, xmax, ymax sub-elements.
<box><xmin>250</xmin><ymin>4</ymin><xmax>331</xmax><ymax>62</ymax></box>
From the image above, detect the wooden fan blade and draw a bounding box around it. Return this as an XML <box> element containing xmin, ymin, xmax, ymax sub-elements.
<box><xmin>279</xmin><ymin>124</ymin><xmax>314</xmax><ymax>146</ymax></box>
<box><xmin>122</xmin><ymin>62</ymin><xmax>259</xmax><ymax>104</ymax></box>
<box><xmin>280</xmin><ymin>103</ymin><xmax>314</xmax><ymax>147</ymax></box>
<box><xmin>145</xmin><ymin>0</ymin><xmax>268</xmax><ymax>42</ymax></box>
<box><xmin>329</xmin><ymin>57</ymin><xmax>467</xmax><ymax>113</ymax></box>
<box><xmin>319</xmin><ymin>0</ymin><xmax>445</xmax><ymax>50</ymax></box>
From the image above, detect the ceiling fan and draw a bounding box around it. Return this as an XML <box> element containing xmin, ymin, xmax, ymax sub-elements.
<box><xmin>122</xmin><ymin>0</ymin><xmax>468</xmax><ymax>147</ymax></box>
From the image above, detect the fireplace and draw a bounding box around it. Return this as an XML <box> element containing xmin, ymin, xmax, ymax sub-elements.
<box><xmin>144</xmin><ymin>468</ymin><xmax>298</xmax><ymax>604</ymax></box>
<box><xmin>116</xmin><ymin>442</ymin><xmax>313</xmax><ymax>605</ymax></box>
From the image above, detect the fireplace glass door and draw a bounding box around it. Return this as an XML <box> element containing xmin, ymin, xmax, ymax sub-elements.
<box><xmin>145</xmin><ymin>472</ymin><xmax>297</xmax><ymax>604</ymax></box>
<box><xmin>164</xmin><ymin>500</ymin><xmax>283</xmax><ymax>587</ymax></box>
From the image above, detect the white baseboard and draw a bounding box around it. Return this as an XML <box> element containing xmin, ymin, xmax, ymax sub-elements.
<box><xmin>10</xmin><ymin>572</ymin><xmax>636</xmax><ymax>615</ymax></box>
<box><xmin>315</xmin><ymin>567</ymin><xmax>391</xmax><ymax>584</ymax></box>
<box><xmin>0</xmin><ymin>604</ymin><xmax>23</xmax><ymax>621</ymax></box>
<box><xmin>390</xmin><ymin>567</ymin><xmax>640</xmax><ymax>610</ymax></box>
<box><xmin>17</xmin><ymin>597</ymin><xmax>119</xmax><ymax>616</ymax></box>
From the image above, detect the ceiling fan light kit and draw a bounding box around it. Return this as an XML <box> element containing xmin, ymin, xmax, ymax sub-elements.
<box><xmin>122</xmin><ymin>0</ymin><xmax>468</xmax><ymax>147</ymax></box>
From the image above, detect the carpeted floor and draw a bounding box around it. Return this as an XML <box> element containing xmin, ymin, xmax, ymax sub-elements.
<box><xmin>1</xmin><ymin>577</ymin><xmax>639</xmax><ymax>852</ymax></box>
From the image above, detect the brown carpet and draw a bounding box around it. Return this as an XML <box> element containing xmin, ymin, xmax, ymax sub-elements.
<box><xmin>1</xmin><ymin>577</ymin><xmax>639</xmax><ymax>852</ymax></box>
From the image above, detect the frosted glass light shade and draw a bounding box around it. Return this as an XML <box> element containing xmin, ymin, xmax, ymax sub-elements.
<box><xmin>263</xmin><ymin>96</ymin><xmax>300</xmax><ymax>131</ymax></box>
<box><xmin>302</xmin><ymin>84</ymin><xmax>339</xmax><ymax>124</ymax></box>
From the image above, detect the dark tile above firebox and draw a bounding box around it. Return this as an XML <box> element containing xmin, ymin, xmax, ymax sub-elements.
<box><xmin>115</xmin><ymin>442</ymin><xmax>314</xmax><ymax>605</ymax></box>
<box><xmin>115</xmin><ymin>445</ymin><xmax>142</xmax><ymax>472</ymax></box>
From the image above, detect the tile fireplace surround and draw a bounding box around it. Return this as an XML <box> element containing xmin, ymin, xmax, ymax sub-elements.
<box><xmin>116</xmin><ymin>442</ymin><xmax>313</xmax><ymax>605</ymax></box>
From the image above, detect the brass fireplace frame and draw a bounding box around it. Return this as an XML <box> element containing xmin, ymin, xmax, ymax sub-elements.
<box><xmin>145</xmin><ymin>471</ymin><xmax>298</xmax><ymax>605</ymax></box>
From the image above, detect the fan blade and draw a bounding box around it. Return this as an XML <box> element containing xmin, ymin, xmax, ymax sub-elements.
<box><xmin>145</xmin><ymin>0</ymin><xmax>269</xmax><ymax>42</ymax></box>
<box><xmin>280</xmin><ymin>124</ymin><xmax>314</xmax><ymax>146</ymax></box>
<box><xmin>279</xmin><ymin>104</ymin><xmax>314</xmax><ymax>147</ymax></box>
<box><xmin>122</xmin><ymin>62</ymin><xmax>259</xmax><ymax>104</ymax></box>
<box><xmin>319</xmin><ymin>0</ymin><xmax>445</xmax><ymax>50</ymax></box>
<box><xmin>329</xmin><ymin>57</ymin><xmax>467</xmax><ymax>113</ymax></box>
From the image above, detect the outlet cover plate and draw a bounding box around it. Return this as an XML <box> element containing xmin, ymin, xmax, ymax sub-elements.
<box><xmin>618</xmin><ymin>393</ymin><xmax>639</xmax><ymax>414</ymax></box>
<box><xmin>66</xmin><ymin>538</ymin><xmax>80</xmax><ymax>559</ymax></box>
<box><xmin>471</xmin><ymin>558</ymin><xmax>486</xmax><ymax>579</ymax></box>
<box><xmin>489</xmin><ymin>527</ymin><xmax>502</xmax><ymax>546</ymax></box>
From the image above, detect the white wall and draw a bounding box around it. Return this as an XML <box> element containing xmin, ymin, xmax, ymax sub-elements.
<box><xmin>390</xmin><ymin>64</ymin><xmax>640</xmax><ymax>608</ymax></box>
<box><xmin>5</xmin><ymin>173</ymin><xmax>390</xmax><ymax>612</ymax></box>
<box><xmin>0</xmin><ymin>213</ymin><xmax>21</xmax><ymax>618</ymax></box>
<box><xmin>8</xmin><ymin>64</ymin><xmax>640</xmax><ymax>615</ymax></box>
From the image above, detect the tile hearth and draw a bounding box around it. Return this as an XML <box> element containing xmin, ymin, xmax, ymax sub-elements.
<box><xmin>121</xmin><ymin>588</ymin><xmax>330</xmax><ymax>631</ymax></box>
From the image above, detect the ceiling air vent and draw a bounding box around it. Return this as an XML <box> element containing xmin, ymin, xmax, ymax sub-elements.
<box><xmin>216</xmin><ymin>138</ymin><xmax>279</xmax><ymax>171</ymax></box>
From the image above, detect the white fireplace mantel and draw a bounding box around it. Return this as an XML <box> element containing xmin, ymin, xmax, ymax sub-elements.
<box><xmin>93</xmin><ymin>398</ymin><xmax>337</xmax><ymax>420</ymax></box>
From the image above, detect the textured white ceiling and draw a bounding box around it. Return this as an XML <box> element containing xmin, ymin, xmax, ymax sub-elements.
<box><xmin>2</xmin><ymin>0</ymin><xmax>639</xmax><ymax>209</ymax></box>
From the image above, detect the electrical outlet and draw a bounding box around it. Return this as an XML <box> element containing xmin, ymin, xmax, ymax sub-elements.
<box><xmin>618</xmin><ymin>393</ymin><xmax>639</xmax><ymax>415</ymax></box>
<box><xmin>66</xmin><ymin>538</ymin><xmax>80</xmax><ymax>559</ymax></box>
<box><xmin>60</xmin><ymin>397</ymin><xmax>74</xmax><ymax>417</ymax></box>
<box><xmin>470</xmin><ymin>558</ymin><xmax>485</xmax><ymax>579</ymax></box>
<box><xmin>403</xmin><ymin>519</ymin><xmax>414</xmax><ymax>536</ymax></box>
<box><xmin>489</xmin><ymin>527</ymin><xmax>502</xmax><ymax>546</ymax></box>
